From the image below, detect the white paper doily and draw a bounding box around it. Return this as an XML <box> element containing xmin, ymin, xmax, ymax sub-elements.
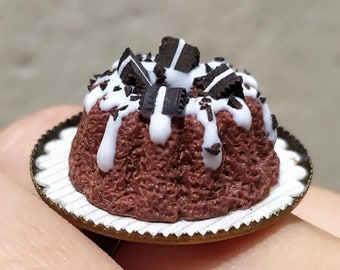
<box><xmin>31</xmin><ymin>116</ymin><xmax>312</xmax><ymax>244</ymax></box>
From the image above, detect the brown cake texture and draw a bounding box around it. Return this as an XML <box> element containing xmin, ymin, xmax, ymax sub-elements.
<box><xmin>69</xmin><ymin>37</ymin><xmax>280</xmax><ymax>222</ymax></box>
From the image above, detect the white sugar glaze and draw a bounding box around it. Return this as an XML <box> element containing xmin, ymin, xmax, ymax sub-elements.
<box><xmin>84</xmin><ymin>47</ymin><xmax>277</xmax><ymax>172</ymax></box>
<box><xmin>149</xmin><ymin>86</ymin><xmax>172</xmax><ymax>145</ymax></box>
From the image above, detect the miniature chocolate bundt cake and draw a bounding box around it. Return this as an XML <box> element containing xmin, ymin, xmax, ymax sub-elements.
<box><xmin>69</xmin><ymin>37</ymin><xmax>279</xmax><ymax>222</ymax></box>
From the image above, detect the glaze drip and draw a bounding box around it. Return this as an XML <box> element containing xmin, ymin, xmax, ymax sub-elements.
<box><xmin>84</xmin><ymin>37</ymin><xmax>278</xmax><ymax>171</ymax></box>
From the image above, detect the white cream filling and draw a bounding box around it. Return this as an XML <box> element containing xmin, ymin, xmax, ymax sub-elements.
<box><xmin>170</xmin><ymin>39</ymin><xmax>186</xmax><ymax>69</ymax></box>
<box><xmin>118</xmin><ymin>55</ymin><xmax>151</xmax><ymax>85</ymax></box>
<box><xmin>203</xmin><ymin>69</ymin><xmax>234</xmax><ymax>93</ymax></box>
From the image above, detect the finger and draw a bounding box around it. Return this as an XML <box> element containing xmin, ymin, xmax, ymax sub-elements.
<box><xmin>0</xmin><ymin>105</ymin><xmax>81</xmax><ymax>193</ymax></box>
<box><xmin>0</xmin><ymin>172</ymin><xmax>122</xmax><ymax>270</ymax></box>
<box><xmin>115</xmin><ymin>214</ymin><xmax>340</xmax><ymax>270</ymax></box>
<box><xmin>293</xmin><ymin>185</ymin><xmax>340</xmax><ymax>237</ymax></box>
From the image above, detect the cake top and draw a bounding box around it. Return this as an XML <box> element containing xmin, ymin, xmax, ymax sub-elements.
<box><xmin>83</xmin><ymin>37</ymin><xmax>278</xmax><ymax>172</ymax></box>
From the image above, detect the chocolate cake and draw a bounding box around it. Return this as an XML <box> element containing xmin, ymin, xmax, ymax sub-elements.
<box><xmin>69</xmin><ymin>37</ymin><xmax>280</xmax><ymax>222</ymax></box>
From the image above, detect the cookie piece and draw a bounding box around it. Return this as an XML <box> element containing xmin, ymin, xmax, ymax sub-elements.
<box><xmin>117</xmin><ymin>48</ymin><xmax>151</xmax><ymax>93</ymax></box>
<box><xmin>162</xmin><ymin>87</ymin><xmax>188</xmax><ymax>116</ymax></box>
<box><xmin>155</xmin><ymin>37</ymin><xmax>200</xmax><ymax>72</ymax></box>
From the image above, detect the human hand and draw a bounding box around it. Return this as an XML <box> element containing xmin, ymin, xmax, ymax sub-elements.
<box><xmin>0</xmin><ymin>105</ymin><xmax>339</xmax><ymax>269</ymax></box>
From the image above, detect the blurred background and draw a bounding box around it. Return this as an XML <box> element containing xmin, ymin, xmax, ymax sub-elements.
<box><xmin>1</xmin><ymin>0</ymin><xmax>339</xmax><ymax>191</ymax></box>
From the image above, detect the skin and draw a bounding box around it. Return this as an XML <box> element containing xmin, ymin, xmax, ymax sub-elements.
<box><xmin>0</xmin><ymin>105</ymin><xmax>339</xmax><ymax>270</ymax></box>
